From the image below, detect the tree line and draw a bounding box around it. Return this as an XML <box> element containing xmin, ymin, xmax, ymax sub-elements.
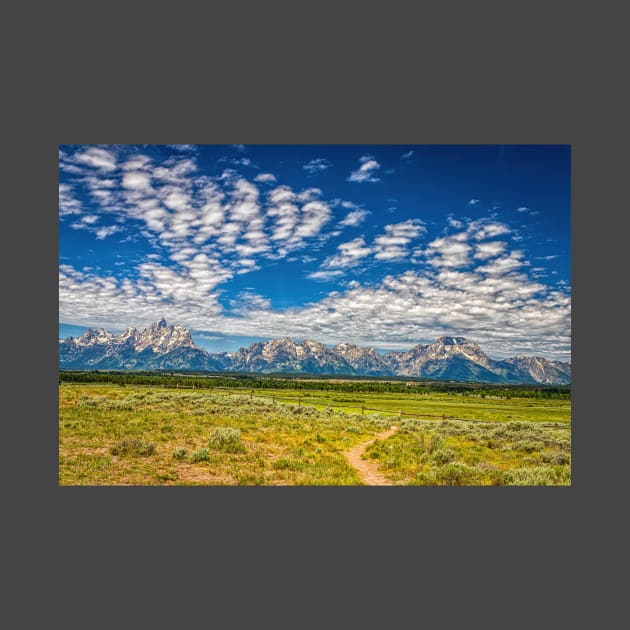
<box><xmin>59</xmin><ymin>370</ymin><xmax>571</xmax><ymax>399</ymax></box>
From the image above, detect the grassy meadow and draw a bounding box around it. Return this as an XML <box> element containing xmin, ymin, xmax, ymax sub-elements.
<box><xmin>59</xmin><ymin>382</ymin><xmax>571</xmax><ymax>486</ymax></box>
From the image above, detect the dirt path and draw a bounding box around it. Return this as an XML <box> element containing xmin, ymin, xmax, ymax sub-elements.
<box><xmin>343</xmin><ymin>426</ymin><xmax>398</xmax><ymax>486</ymax></box>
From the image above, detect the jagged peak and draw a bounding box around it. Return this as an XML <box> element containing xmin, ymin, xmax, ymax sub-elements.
<box><xmin>266</xmin><ymin>337</ymin><xmax>295</xmax><ymax>345</ymax></box>
<box><xmin>303</xmin><ymin>339</ymin><xmax>325</xmax><ymax>347</ymax></box>
<box><xmin>58</xmin><ymin>325</ymin><xmax>571</xmax><ymax>384</ymax></box>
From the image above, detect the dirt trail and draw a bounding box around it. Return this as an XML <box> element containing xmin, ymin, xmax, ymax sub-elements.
<box><xmin>343</xmin><ymin>426</ymin><xmax>398</xmax><ymax>486</ymax></box>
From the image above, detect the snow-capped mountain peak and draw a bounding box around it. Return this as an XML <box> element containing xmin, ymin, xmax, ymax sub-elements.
<box><xmin>59</xmin><ymin>323</ymin><xmax>571</xmax><ymax>384</ymax></box>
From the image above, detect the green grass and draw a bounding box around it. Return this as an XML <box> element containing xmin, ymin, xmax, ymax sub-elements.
<box><xmin>206</xmin><ymin>387</ymin><xmax>571</xmax><ymax>423</ymax></box>
<box><xmin>59</xmin><ymin>384</ymin><xmax>571</xmax><ymax>486</ymax></box>
<box><xmin>364</xmin><ymin>418</ymin><xmax>571</xmax><ymax>485</ymax></box>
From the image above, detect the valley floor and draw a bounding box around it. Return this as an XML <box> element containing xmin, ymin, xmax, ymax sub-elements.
<box><xmin>58</xmin><ymin>384</ymin><xmax>571</xmax><ymax>486</ymax></box>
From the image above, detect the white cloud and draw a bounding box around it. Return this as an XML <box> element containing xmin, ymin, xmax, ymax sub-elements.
<box><xmin>474</xmin><ymin>241</ymin><xmax>508</xmax><ymax>260</ymax></box>
<box><xmin>339</xmin><ymin>208</ymin><xmax>370</xmax><ymax>227</ymax></box>
<box><xmin>74</xmin><ymin>147</ymin><xmax>117</xmax><ymax>172</ymax></box>
<box><xmin>373</xmin><ymin>219</ymin><xmax>426</xmax><ymax>260</ymax></box>
<box><xmin>348</xmin><ymin>155</ymin><xmax>381</xmax><ymax>183</ymax></box>
<box><xmin>470</xmin><ymin>220</ymin><xmax>511</xmax><ymax>240</ymax></box>
<box><xmin>425</xmin><ymin>235</ymin><xmax>472</xmax><ymax>268</ymax></box>
<box><xmin>476</xmin><ymin>251</ymin><xmax>526</xmax><ymax>275</ymax></box>
<box><xmin>122</xmin><ymin>171</ymin><xmax>152</xmax><ymax>191</ymax></box>
<box><xmin>95</xmin><ymin>225</ymin><xmax>121</xmax><ymax>240</ymax></box>
<box><xmin>122</xmin><ymin>155</ymin><xmax>152</xmax><ymax>171</ymax></box>
<box><xmin>59</xmin><ymin>183</ymin><xmax>82</xmax><ymax>216</ymax></box>
<box><xmin>323</xmin><ymin>237</ymin><xmax>372</xmax><ymax>269</ymax></box>
<box><xmin>254</xmin><ymin>173</ymin><xmax>277</xmax><ymax>183</ymax></box>
<box><xmin>468</xmin><ymin>199</ymin><xmax>480</xmax><ymax>206</ymax></box>
<box><xmin>401</xmin><ymin>150</ymin><xmax>414</xmax><ymax>159</ymax></box>
<box><xmin>59</xmin><ymin>147</ymin><xmax>571</xmax><ymax>361</ymax></box>
<box><xmin>303</xmin><ymin>158</ymin><xmax>332</xmax><ymax>175</ymax></box>
<box><xmin>266</xmin><ymin>185</ymin><xmax>332</xmax><ymax>252</ymax></box>
<box><xmin>152</xmin><ymin>158</ymin><xmax>197</xmax><ymax>183</ymax></box>
<box><xmin>306</xmin><ymin>270</ymin><xmax>344</xmax><ymax>281</ymax></box>
<box><xmin>296</xmin><ymin>201</ymin><xmax>331</xmax><ymax>238</ymax></box>
<box><xmin>70</xmin><ymin>215</ymin><xmax>100</xmax><ymax>231</ymax></box>
<box><xmin>296</xmin><ymin>188</ymin><xmax>322</xmax><ymax>203</ymax></box>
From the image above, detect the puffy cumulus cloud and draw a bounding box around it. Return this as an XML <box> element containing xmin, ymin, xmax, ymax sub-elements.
<box><xmin>295</xmin><ymin>201</ymin><xmax>331</xmax><ymax>238</ymax></box>
<box><xmin>73</xmin><ymin>147</ymin><xmax>118</xmax><ymax>172</ymax></box>
<box><xmin>312</xmin><ymin>219</ymin><xmax>426</xmax><ymax>276</ymax></box>
<box><xmin>234</xmin><ymin>258</ymin><xmax>260</xmax><ymax>271</ymax></box>
<box><xmin>348</xmin><ymin>155</ymin><xmax>381</xmax><ymax>183</ymax></box>
<box><xmin>373</xmin><ymin>219</ymin><xmax>426</xmax><ymax>260</ymax></box>
<box><xmin>95</xmin><ymin>225</ymin><xmax>121</xmax><ymax>240</ymax></box>
<box><xmin>122</xmin><ymin>154</ymin><xmax>152</xmax><ymax>171</ymax></box>
<box><xmin>447</xmin><ymin>216</ymin><xmax>464</xmax><ymax>229</ymax></box>
<box><xmin>296</xmin><ymin>188</ymin><xmax>322</xmax><ymax>203</ymax></box>
<box><xmin>416</xmin><ymin>219</ymin><xmax>514</xmax><ymax>269</ymax></box>
<box><xmin>152</xmin><ymin>158</ymin><xmax>197</xmax><ymax>184</ymax></box>
<box><xmin>60</xmin><ymin>148</ymin><xmax>341</xmax><ymax>283</ymax></box>
<box><xmin>474</xmin><ymin>240</ymin><xmax>508</xmax><ymax>260</ymax></box>
<box><xmin>322</xmin><ymin>237</ymin><xmax>372</xmax><ymax>269</ymax></box>
<box><xmin>254</xmin><ymin>173</ymin><xmax>277</xmax><ymax>183</ymax></box>
<box><xmin>470</xmin><ymin>220</ymin><xmax>511</xmax><ymax>240</ymax></box>
<box><xmin>229</xmin><ymin>178</ymin><xmax>261</xmax><ymax>223</ymax></box>
<box><xmin>339</xmin><ymin>208</ymin><xmax>370</xmax><ymax>227</ymax></box>
<box><xmin>475</xmin><ymin>250</ymin><xmax>527</xmax><ymax>275</ymax></box>
<box><xmin>303</xmin><ymin>158</ymin><xmax>332</xmax><ymax>175</ymax></box>
<box><xmin>122</xmin><ymin>171</ymin><xmax>152</xmax><ymax>191</ymax></box>
<box><xmin>424</xmin><ymin>233</ymin><xmax>471</xmax><ymax>268</ymax></box>
<box><xmin>265</xmin><ymin>185</ymin><xmax>332</xmax><ymax>254</ymax></box>
<box><xmin>59</xmin><ymin>183</ymin><xmax>82</xmax><ymax>216</ymax></box>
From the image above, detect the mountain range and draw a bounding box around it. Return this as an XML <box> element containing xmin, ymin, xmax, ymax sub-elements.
<box><xmin>59</xmin><ymin>319</ymin><xmax>571</xmax><ymax>385</ymax></box>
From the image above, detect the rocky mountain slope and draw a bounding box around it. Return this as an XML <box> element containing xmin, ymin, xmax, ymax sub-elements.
<box><xmin>59</xmin><ymin>318</ymin><xmax>223</xmax><ymax>371</ymax></box>
<box><xmin>59</xmin><ymin>320</ymin><xmax>571</xmax><ymax>384</ymax></box>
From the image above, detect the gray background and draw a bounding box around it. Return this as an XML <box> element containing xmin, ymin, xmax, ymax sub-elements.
<box><xmin>4</xmin><ymin>3</ymin><xmax>625</xmax><ymax>628</ymax></box>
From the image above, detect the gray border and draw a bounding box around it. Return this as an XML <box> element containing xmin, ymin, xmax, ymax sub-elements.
<box><xmin>6</xmin><ymin>3</ymin><xmax>621</xmax><ymax>627</ymax></box>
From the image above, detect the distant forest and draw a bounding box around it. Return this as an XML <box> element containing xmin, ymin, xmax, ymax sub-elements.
<box><xmin>59</xmin><ymin>370</ymin><xmax>571</xmax><ymax>399</ymax></box>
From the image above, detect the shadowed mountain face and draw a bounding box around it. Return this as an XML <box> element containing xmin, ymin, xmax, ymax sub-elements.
<box><xmin>59</xmin><ymin>322</ymin><xmax>571</xmax><ymax>384</ymax></box>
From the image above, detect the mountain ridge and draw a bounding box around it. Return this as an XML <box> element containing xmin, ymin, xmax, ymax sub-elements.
<box><xmin>59</xmin><ymin>321</ymin><xmax>571</xmax><ymax>384</ymax></box>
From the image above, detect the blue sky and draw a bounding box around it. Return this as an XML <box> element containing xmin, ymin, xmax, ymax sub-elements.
<box><xmin>59</xmin><ymin>144</ymin><xmax>571</xmax><ymax>361</ymax></box>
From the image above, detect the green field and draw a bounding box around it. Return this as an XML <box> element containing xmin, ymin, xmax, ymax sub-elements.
<box><xmin>59</xmin><ymin>383</ymin><xmax>571</xmax><ymax>486</ymax></box>
<box><xmin>235</xmin><ymin>387</ymin><xmax>570</xmax><ymax>423</ymax></box>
